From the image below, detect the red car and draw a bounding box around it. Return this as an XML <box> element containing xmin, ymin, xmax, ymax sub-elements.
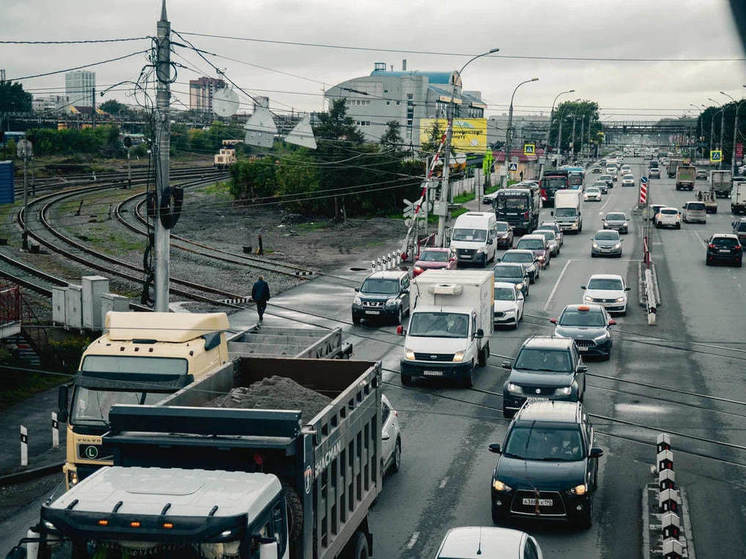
<box><xmin>413</xmin><ymin>248</ymin><xmax>456</xmax><ymax>277</ymax></box>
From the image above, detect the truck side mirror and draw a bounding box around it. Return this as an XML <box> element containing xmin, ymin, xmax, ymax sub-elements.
<box><xmin>58</xmin><ymin>385</ymin><xmax>69</xmax><ymax>424</ymax></box>
<box><xmin>475</xmin><ymin>328</ymin><xmax>484</xmax><ymax>338</ymax></box>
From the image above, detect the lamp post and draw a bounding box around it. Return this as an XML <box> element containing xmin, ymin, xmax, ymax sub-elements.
<box><xmin>504</xmin><ymin>77</ymin><xmax>539</xmax><ymax>186</ymax></box>
<box><xmin>437</xmin><ymin>47</ymin><xmax>499</xmax><ymax>247</ymax></box>
<box><xmin>569</xmin><ymin>114</ymin><xmax>577</xmax><ymax>160</ymax></box>
<box><xmin>542</xmin><ymin>89</ymin><xmax>574</xmax><ymax>177</ymax></box>
<box><xmin>690</xmin><ymin>103</ymin><xmax>704</xmax><ymax>157</ymax></box>
<box><xmin>721</xmin><ymin>92</ymin><xmax>744</xmax><ymax>175</ymax></box>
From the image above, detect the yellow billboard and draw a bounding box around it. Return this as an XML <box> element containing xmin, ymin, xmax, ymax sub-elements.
<box><xmin>419</xmin><ymin>118</ymin><xmax>487</xmax><ymax>153</ymax></box>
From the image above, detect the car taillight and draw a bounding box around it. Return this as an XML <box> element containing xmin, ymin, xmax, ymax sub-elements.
<box><xmin>540</xmin><ymin>188</ymin><xmax>547</xmax><ymax>200</ymax></box>
<box><xmin>708</xmin><ymin>243</ymin><xmax>716</xmax><ymax>249</ymax></box>
<box><xmin>736</xmin><ymin>245</ymin><xmax>743</xmax><ymax>251</ymax></box>
<box><xmin>523</xmin><ymin>211</ymin><xmax>529</xmax><ymax>218</ymax></box>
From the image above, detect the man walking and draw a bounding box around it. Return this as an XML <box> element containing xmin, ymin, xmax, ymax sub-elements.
<box><xmin>251</xmin><ymin>275</ymin><xmax>270</xmax><ymax>323</ymax></box>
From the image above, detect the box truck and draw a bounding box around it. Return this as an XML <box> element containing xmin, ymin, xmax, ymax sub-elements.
<box><xmin>552</xmin><ymin>189</ymin><xmax>584</xmax><ymax>233</ymax></box>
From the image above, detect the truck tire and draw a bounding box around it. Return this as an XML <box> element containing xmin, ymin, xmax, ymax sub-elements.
<box><xmin>283</xmin><ymin>481</ymin><xmax>304</xmax><ymax>543</ymax></box>
<box><xmin>478</xmin><ymin>343</ymin><xmax>489</xmax><ymax>367</ymax></box>
<box><xmin>351</xmin><ymin>532</ymin><xmax>370</xmax><ymax>559</ymax></box>
<box><xmin>462</xmin><ymin>364</ymin><xmax>474</xmax><ymax>388</ymax></box>
<box><xmin>401</xmin><ymin>374</ymin><xmax>413</xmax><ymax>387</ymax></box>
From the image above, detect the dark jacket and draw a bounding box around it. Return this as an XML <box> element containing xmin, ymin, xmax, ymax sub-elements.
<box><xmin>251</xmin><ymin>279</ymin><xmax>270</xmax><ymax>303</ymax></box>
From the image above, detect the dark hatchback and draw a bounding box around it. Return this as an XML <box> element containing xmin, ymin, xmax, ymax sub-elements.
<box><xmin>551</xmin><ymin>304</ymin><xmax>615</xmax><ymax>359</ymax></box>
<box><xmin>493</xmin><ymin>263</ymin><xmax>530</xmax><ymax>298</ymax></box>
<box><xmin>705</xmin><ymin>234</ymin><xmax>742</xmax><ymax>267</ymax></box>
<box><xmin>501</xmin><ymin>337</ymin><xmax>587</xmax><ymax>417</ymax></box>
<box><xmin>489</xmin><ymin>400</ymin><xmax>603</xmax><ymax>528</ymax></box>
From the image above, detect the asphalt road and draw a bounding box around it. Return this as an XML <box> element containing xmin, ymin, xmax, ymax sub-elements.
<box><xmin>2</xmin><ymin>158</ymin><xmax>744</xmax><ymax>558</ymax></box>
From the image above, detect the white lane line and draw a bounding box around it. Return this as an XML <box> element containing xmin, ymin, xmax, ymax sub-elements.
<box><xmin>544</xmin><ymin>258</ymin><xmax>573</xmax><ymax>311</ymax></box>
<box><xmin>406</xmin><ymin>532</ymin><xmax>420</xmax><ymax>549</ymax></box>
<box><xmin>614</xmin><ymin>403</ymin><xmax>668</xmax><ymax>415</ymax></box>
<box><xmin>439</xmin><ymin>477</ymin><xmax>449</xmax><ymax>489</ymax></box>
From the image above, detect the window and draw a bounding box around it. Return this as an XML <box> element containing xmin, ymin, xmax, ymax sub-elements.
<box><xmin>524</xmin><ymin>538</ymin><xmax>540</xmax><ymax>559</ymax></box>
<box><xmin>382</xmin><ymin>400</ymin><xmax>391</xmax><ymax>425</ymax></box>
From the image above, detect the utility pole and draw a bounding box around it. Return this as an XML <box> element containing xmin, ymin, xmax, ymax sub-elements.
<box><xmin>732</xmin><ymin>102</ymin><xmax>742</xmax><ymax>176</ymax></box>
<box><xmin>91</xmin><ymin>87</ymin><xmax>96</xmax><ymax>129</ymax></box>
<box><xmin>154</xmin><ymin>0</ymin><xmax>171</xmax><ymax>311</ymax></box>
<box><xmin>570</xmin><ymin>115</ymin><xmax>577</xmax><ymax>161</ymax></box>
<box><xmin>22</xmin><ymin>150</ymin><xmax>28</xmax><ymax>251</ymax></box>
<box><xmin>557</xmin><ymin>116</ymin><xmax>564</xmax><ymax>165</ymax></box>
<box><xmin>719</xmin><ymin>107</ymin><xmax>726</xmax><ymax>170</ymax></box>
<box><xmin>504</xmin><ymin>77</ymin><xmax>538</xmax><ymax>187</ymax></box>
<box><xmin>579</xmin><ymin>116</ymin><xmax>585</xmax><ymax>159</ymax></box>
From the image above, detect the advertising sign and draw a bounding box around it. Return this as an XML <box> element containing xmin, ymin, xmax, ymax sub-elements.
<box><xmin>420</xmin><ymin>118</ymin><xmax>487</xmax><ymax>153</ymax></box>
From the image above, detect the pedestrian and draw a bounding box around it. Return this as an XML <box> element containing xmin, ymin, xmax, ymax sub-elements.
<box><xmin>251</xmin><ymin>275</ymin><xmax>270</xmax><ymax>323</ymax></box>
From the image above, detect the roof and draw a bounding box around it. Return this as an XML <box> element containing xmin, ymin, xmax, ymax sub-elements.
<box><xmin>437</xmin><ymin>526</ymin><xmax>525</xmax><ymax>558</ymax></box>
<box><xmin>413</xmin><ymin>304</ymin><xmax>473</xmax><ymax>315</ymax></box>
<box><xmin>588</xmin><ymin>273</ymin><xmax>624</xmax><ymax>281</ymax></box>
<box><xmin>712</xmin><ymin>233</ymin><xmax>739</xmax><ymax>239</ymax></box>
<box><xmin>515</xmin><ymin>400</ymin><xmax>582</xmax><ymax>423</ymax></box>
<box><xmin>519</xmin><ymin>234</ymin><xmax>546</xmax><ymax>240</ymax></box>
<box><xmin>521</xmin><ymin>336</ymin><xmax>574</xmax><ymax>350</ymax></box>
<box><xmin>49</xmin><ymin>466</ymin><xmax>281</xmax><ymax>520</ymax></box>
<box><xmin>366</xmin><ymin>270</ymin><xmax>408</xmax><ymax>280</ymax></box>
<box><xmin>562</xmin><ymin>303</ymin><xmax>605</xmax><ymax>313</ymax></box>
<box><xmin>494</xmin><ymin>281</ymin><xmax>519</xmax><ymax>289</ymax></box>
<box><xmin>414</xmin><ymin>269</ymin><xmax>494</xmax><ymax>285</ymax></box>
<box><xmin>369</xmin><ymin>70</ymin><xmax>453</xmax><ymax>84</ymax></box>
<box><xmin>104</xmin><ymin>312</ymin><xmax>229</xmax><ymax>343</ymax></box>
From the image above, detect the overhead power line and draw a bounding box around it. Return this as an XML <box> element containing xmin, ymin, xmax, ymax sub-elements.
<box><xmin>7</xmin><ymin>50</ymin><xmax>149</xmax><ymax>81</ymax></box>
<box><xmin>177</xmin><ymin>31</ymin><xmax>746</xmax><ymax>62</ymax></box>
<box><xmin>0</xmin><ymin>36</ymin><xmax>151</xmax><ymax>45</ymax></box>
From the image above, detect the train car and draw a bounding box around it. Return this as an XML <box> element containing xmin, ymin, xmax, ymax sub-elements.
<box><xmin>214</xmin><ymin>147</ymin><xmax>237</xmax><ymax>168</ymax></box>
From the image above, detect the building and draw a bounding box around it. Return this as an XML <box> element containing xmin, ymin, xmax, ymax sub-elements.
<box><xmin>32</xmin><ymin>95</ymin><xmax>70</xmax><ymax>113</ymax></box>
<box><xmin>189</xmin><ymin>77</ymin><xmax>227</xmax><ymax>113</ymax></box>
<box><xmin>65</xmin><ymin>71</ymin><xmax>95</xmax><ymax>108</ymax></box>
<box><xmin>324</xmin><ymin>62</ymin><xmax>486</xmax><ymax>147</ymax></box>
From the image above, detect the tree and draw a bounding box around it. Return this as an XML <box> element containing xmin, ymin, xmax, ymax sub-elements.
<box><xmin>99</xmin><ymin>100</ymin><xmax>130</xmax><ymax>116</ymax></box>
<box><xmin>229</xmin><ymin>156</ymin><xmax>277</xmax><ymax>200</ymax></box>
<box><xmin>275</xmin><ymin>149</ymin><xmax>321</xmax><ymax>214</ymax></box>
<box><xmin>380</xmin><ymin>121</ymin><xmax>404</xmax><ymax>154</ymax></box>
<box><xmin>0</xmin><ymin>81</ymin><xmax>32</xmax><ymax>113</ymax></box>
<box><xmin>550</xmin><ymin>100</ymin><xmax>602</xmax><ymax>156</ymax></box>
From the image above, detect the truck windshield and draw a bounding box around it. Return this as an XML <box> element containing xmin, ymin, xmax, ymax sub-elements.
<box><xmin>496</xmin><ymin>197</ymin><xmax>527</xmax><ymax>210</ymax></box>
<box><xmin>81</xmin><ymin>355</ymin><xmax>188</xmax><ymax>374</ymax></box>
<box><xmin>452</xmin><ymin>228</ymin><xmax>487</xmax><ymax>242</ymax></box>
<box><xmin>71</xmin><ymin>387</ymin><xmax>146</xmax><ymax>425</ymax></box>
<box><xmin>542</xmin><ymin>177</ymin><xmax>566</xmax><ymax>189</ymax></box>
<box><xmin>408</xmin><ymin>312</ymin><xmax>469</xmax><ymax>338</ymax></box>
<box><xmin>504</xmin><ymin>426</ymin><xmax>584</xmax><ymax>461</ymax></box>
<box><xmin>554</xmin><ymin>208</ymin><xmax>576</xmax><ymax>217</ymax></box>
<box><xmin>361</xmin><ymin>278</ymin><xmax>399</xmax><ymax>294</ymax></box>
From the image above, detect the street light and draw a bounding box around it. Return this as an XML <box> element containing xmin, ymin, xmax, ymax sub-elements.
<box><xmin>437</xmin><ymin>47</ymin><xmax>499</xmax><ymax>247</ymax></box>
<box><xmin>721</xmin><ymin>91</ymin><xmax>744</xmax><ymax>175</ymax></box>
<box><xmin>543</xmin><ymin>89</ymin><xmax>574</xmax><ymax>175</ymax></box>
<box><xmin>504</xmin><ymin>77</ymin><xmax>539</xmax><ymax>185</ymax></box>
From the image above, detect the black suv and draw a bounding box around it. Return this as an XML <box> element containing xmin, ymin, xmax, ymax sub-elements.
<box><xmin>489</xmin><ymin>400</ymin><xmax>603</xmax><ymax>528</ymax></box>
<box><xmin>501</xmin><ymin>337</ymin><xmax>587</xmax><ymax>417</ymax></box>
<box><xmin>352</xmin><ymin>271</ymin><xmax>410</xmax><ymax>325</ymax></box>
<box><xmin>706</xmin><ymin>234</ymin><xmax>742</xmax><ymax>267</ymax></box>
<box><xmin>493</xmin><ymin>263</ymin><xmax>530</xmax><ymax>298</ymax></box>
<box><xmin>732</xmin><ymin>218</ymin><xmax>746</xmax><ymax>244</ymax></box>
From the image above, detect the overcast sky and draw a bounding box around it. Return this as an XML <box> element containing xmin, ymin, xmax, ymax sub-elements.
<box><xmin>2</xmin><ymin>0</ymin><xmax>744</xmax><ymax>121</ymax></box>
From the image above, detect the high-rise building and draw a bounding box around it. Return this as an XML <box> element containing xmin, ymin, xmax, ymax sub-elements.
<box><xmin>65</xmin><ymin>71</ymin><xmax>96</xmax><ymax>108</ymax></box>
<box><xmin>189</xmin><ymin>77</ymin><xmax>227</xmax><ymax>113</ymax></box>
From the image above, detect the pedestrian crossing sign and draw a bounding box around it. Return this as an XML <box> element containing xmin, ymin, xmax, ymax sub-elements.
<box><xmin>523</xmin><ymin>143</ymin><xmax>535</xmax><ymax>155</ymax></box>
<box><xmin>508</xmin><ymin>162</ymin><xmax>518</xmax><ymax>172</ymax></box>
<box><xmin>710</xmin><ymin>150</ymin><xmax>722</xmax><ymax>163</ymax></box>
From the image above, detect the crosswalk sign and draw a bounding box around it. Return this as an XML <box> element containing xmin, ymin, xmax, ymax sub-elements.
<box><xmin>710</xmin><ymin>150</ymin><xmax>722</xmax><ymax>163</ymax></box>
<box><xmin>523</xmin><ymin>143</ymin><xmax>535</xmax><ymax>155</ymax></box>
<box><xmin>508</xmin><ymin>162</ymin><xmax>518</xmax><ymax>172</ymax></box>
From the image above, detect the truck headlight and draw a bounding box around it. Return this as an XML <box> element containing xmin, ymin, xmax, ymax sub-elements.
<box><xmin>405</xmin><ymin>349</ymin><xmax>415</xmax><ymax>360</ymax></box>
<box><xmin>506</xmin><ymin>382</ymin><xmax>522</xmax><ymax>394</ymax></box>
<box><xmin>353</xmin><ymin>296</ymin><xmax>361</xmax><ymax>305</ymax></box>
<box><xmin>452</xmin><ymin>351</ymin><xmax>465</xmax><ymax>362</ymax></box>
<box><xmin>615</xmin><ymin>297</ymin><xmax>625</xmax><ymax>303</ymax></box>
<box><xmin>555</xmin><ymin>386</ymin><xmax>572</xmax><ymax>395</ymax></box>
<box><xmin>570</xmin><ymin>483</ymin><xmax>587</xmax><ymax>495</ymax></box>
<box><xmin>492</xmin><ymin>480</ymin><xmax>512</xmax><ymax>492</ymax></box>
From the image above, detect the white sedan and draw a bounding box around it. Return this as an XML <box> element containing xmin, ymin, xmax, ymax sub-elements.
<box><xmin>655</xmin><ymin>207</ymin><xmax>681</xmax><ymax>229</ymax></box>
<box><xmin>493</xmin><ymin>282</ymin><xmax>524</xmax><ymax>328</ymax></box>
<box><xmin>381</xmin><ymin>394</ymin><xmax>401</xmax><ymax>477</ymax></box>
<box><xmin>581</xmin><ymin>274</ymin><xmax>631</xmax><ymax>315</ymax></box>
<box><xmin>621</xmin><ymin>175</ymin><xmax>635</xmax><ymax>187</ymax></box>
<box><xmin>584</xmin><ymin>187</ymin><xmax>602</xmax><ymax>201</ymax></box>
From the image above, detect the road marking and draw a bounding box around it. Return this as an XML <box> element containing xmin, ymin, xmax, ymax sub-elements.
<box><xmin>439</xmin><ymin>477</ymin><xmax>449</xmax><ymax>489</ymax></box>
<box><xmin>615</xmin><ymin>403</ymin><xmax>668</xmax><ymax>415</ymax></box>
<box><xmin>406</xmin><ymin>532</ymin><xmax>420</xmax><ymax>549</ymax></box>
<box><xmin>544</xmin><ymin>258</ymin><xmax>573</xmax><ymax>311</ymax></box>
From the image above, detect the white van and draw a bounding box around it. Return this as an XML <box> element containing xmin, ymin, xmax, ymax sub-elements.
<box><xmin>552</xmin><ymin>189</ymin><xmax>584</xmax><ymax>233</ymax></box>
<box><xmin>450</xmin><ymin>212</ymin><xmax>498</xmax><ymax>267</ymax></box>
<box><xmin>682</xmin><ymin>201</ymin><xmax>706</xmax><ymax>224</ymax></box>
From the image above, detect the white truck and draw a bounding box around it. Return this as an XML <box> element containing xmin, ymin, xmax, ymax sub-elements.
<box><xmin>399</xmin><ymin>270</ymin><xmax>494</xmax><ymax>387</ymax></box>
<box><xmin>449</xmin><ymin>211</ymin><xmax>498</xmax><ymax>267</ymax></box>
<box><xmin>732</xmin><ymin>179</ymin><xmax>746</xmax><ymax>215</ymax></box>
<box><xmin>552</xmin><ymin>189</ymin><xmax>584</xmax><ymax>233</ymax></box>
<box><xmin>711</xmin><ymin>170</ymin><xmax>732</xmax><ymax>198</ymax></box>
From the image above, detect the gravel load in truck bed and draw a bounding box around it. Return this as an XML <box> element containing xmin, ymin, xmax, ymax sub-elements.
<box><xmin>208</xmin><ymin>375</ymin><xmax>332</xmax><ymax>422</ymax></box>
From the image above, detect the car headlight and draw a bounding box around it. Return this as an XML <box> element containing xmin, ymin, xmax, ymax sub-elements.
<box><xmin>594</xmin><ymin>332</ymin><xmax>610</xmax><ymax>342</ymax></box>
<box><xmin>506</xmin><ymin>382</ymin><xmax>522</xmax><ymax>394</ymax></box>
<box><xmin>516</xmin><ymin>283</ymin><xmax>524</xmax><ymax>291</ymax></box>
<box><xmin>493</xmin><ymin>480</ymin><xmax>512</xmax><ymax>492</ymax></box>
<box><xmin>613</xmin><ymin>243</ymin><xmax>621</xmax><ymax>249</ymax></box>
<box><xmin>453</xmin><ymin>351</ymin><xmax>465</xmax><ymax>362</ymax></box>
<box><xmin>477</xmin><ymin>248</ymin><xmax>486</xmax><ymax>254</ymax></box>
<box><xmin>385</xmin><ymin>297</ymin><xmax>398</xmax><ymax>307</ymax></box>
<box><xmin>623</xmin><ymin>222</ymin><xmax>628</xmax><ymax>227</ymax></box>
<box><xmin>570</xmin><ymin>483</ymin><xmax>587</xmax><ymax>496</ymax></box>
<box><xmin>353</xmin><ymin>296</ymin><xmax>361</xmax><ymax>305</ymax></box>
<box><xmin>592</xmin><ymin>242</ymin><xmax>599</xmax><ymax>249</ymax></box>
<box><xmin>555</xmin><ymin>386</ymin><xmax>572</xmax><ymax>396</ymax></box>
<box><xmin>537</xmin><ymin>255</ymin><xmax>545</xmax><ymax>261</ymax></box>
<box><xmin>405</xmin><ymin>349</ymin><xmax>415</xmax><ymax>360</ymax></box>
<box><xmin>615</xmin><ymin>297</ymin><xmax>625</xmax><ymax>303</ymax></box>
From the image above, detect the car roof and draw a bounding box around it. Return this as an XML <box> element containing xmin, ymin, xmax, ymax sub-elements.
<box><xmin>521</xmin><ymin>336</ymin><xmax>574</xmax><ymax>350</ymax></box>
<box><xmin>594</xmin><ymin>229</ymin><xmax>619</xmax><ymax>235</ymax></box>
<box><xmin>494</xmin><ymin>281</ymin><xmax>518</xmax><ymax>289</ymax></box>
<box><xmin>605</xmin><ymin>212</ymin><xmax>627</xmax><ymax>217</ymax></box>
<box><xmin>366</xmin><ymin>271</ymin><xmax>407</xmax><ymax>280</ymax></box>
<box><xmin>503</xmin><ymin>249</ymin><xmax>533</xmax><ymax>256</ymax></box>
<box><xmin>562</xmin><ymin>303</ymin><xmax>605</xmax><ymax>314</ymax></box>
<box><xmin>519</xmin><ymin>234</ymin><xmax>545</xmax><ymax>240</ymax></box>
<box><xmin>588</xmin><ymin>273</ymin><xmax>624</xmax><ymax>281</ymax></box>
<box><xmin>712</xmin><ymin>233</ymin><xmax>739</xmax><ymax>239</ymax></box>
<box><xmin>515</xmin><ymin>400</ymin><xmax>583</xmax><ymax>424</ymax></box>
<box><xmin>437</xmin><ymin>527</ymin><xmax>525</xmax><ymax>558</ymax></box>
<box><xmin>420</xmin><ymin>247</ymin><xmax>450</xmax><ymax>252</ymax></box>
<box><xmin>494</xmin><ymin>262</ymin><xmax>524</xmax><ymax>270</ymax></box>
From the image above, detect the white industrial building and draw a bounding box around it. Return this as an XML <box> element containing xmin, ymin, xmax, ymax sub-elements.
<box><xmin>65</xmin><ymin>71</ymin><xmax>95</xmax><ymax>108</ymax></box>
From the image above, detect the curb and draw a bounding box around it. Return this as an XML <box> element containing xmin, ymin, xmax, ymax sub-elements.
<box><xmin>679</xmin><ymin>487</ymin><xmax>696</xmax><ymax>559</ymax></box>
<box><xmin>642</xmin><ymin>486</ymin><xmax>651</xmax><ymax>559</ymax></box>
<box><xmin>0</xmin><ymin>461</ymin><xmax>63</xmax><ymax>487</ymax></box>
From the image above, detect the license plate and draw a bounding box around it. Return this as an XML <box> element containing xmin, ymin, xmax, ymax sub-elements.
<box><xmin>577</xmin><ymin>346</ymin><xmax>588</xmax><ymax>351</ymax></box>
<box><xmin>365</xmin><ymin>310</ymin><xmax>380</xmax><ymax>315</ymax></box>
<box><xmin>423</xmin><ymin>370</ymin><xmax>443</xmax><ymax>376</ymax></box>
<box><xmin>720</xmin><ymin>250</ymin><xmax>730</xmax><ymax>253</ymax></box>
<box><xmin>522</xmin><ymin>498</ymin><xmax>553</xmax><ymax>507</ymax></box>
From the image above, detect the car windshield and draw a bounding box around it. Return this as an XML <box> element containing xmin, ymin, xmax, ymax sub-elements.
<box><xmin>661</xmin><ymin>209</ymin><xmax>677</xmax><ymax>215</ymax></box>
<box><xmin>495</xmin><ymin>222</ymin><xmax>509</xmax><ymax>232</ymax></box>
<box><xmin>600</xmin><ymin>175</ymin><xmax>612</xmax><ymax>181</ymax></box>
<box><xmin>504</xmin><ymin>426</ymin><xmax>584</xmax><ymax>461</ymax></box>
<box><xmin>560</xmin><ymin>309</ymin><xmax>606</xmax><ymax>327</ymax></box>
<box><xmin>494</xmin><ymin>287</ymin><xmax>515</xmax><ymax>301</ymax></box>
<box><xmin>736</xmin><ymin>222</ymin><xmax>746</xmax><ymax>232</ymax></box>
<box><xmin>452</xmin><ymin>228</ymin><xmax>487</xmax><ymax>242</ymax></box>
<box><xmin>687</xmin><ymin>203</ymin><xmax>705</xmax><ymax>211</ymax></box>
<box><xmin>555</xmin><ymin>208</ymin><xmax>576</xmax><ymax>217</ymax></box>
<box><xmin>595</xmin><ymin>231</ymin><xmax>619</xmax><ymax>241</ymax></box>
<box><xmin>514</xmin><ymin>348</ymin><xmax>572</xmax><ymax>372</ymax></box>
<box><xmin>408</xmin><ymin>312</ymin><xmax>469</xmax><ymax>338</ymax></box>
<box><xmin>517</xmin><ymin>239</ymin><xmax>544</xmax><ymax>250</ymax></box>
<box><xmin>497</xmin><ymin>196</ymin><xmax>528</xmax><ymax>210</ymax></box>
<box><xmin>494</xmin><ymin>265</ymin><xmax>523</xmax><ymax>279</ymax></box>
<box><xmin>587</xmin><ymin>188</ymin><xmax>601</xmax><ymax>193</ymax></box>
<box><xmin>536</xmin><ymin>231</ymin><xmax>555</xmax><ymax>241</ymax></box>
<box><xmin>606</xmin><ymin>213</ymin><xmax>626</xmax><ymax>221</ymax></box>
<box><xmin>419</xmin><ymin>250</ymin><xmax>449</xmax><ymax>262</ymax></box>
<box><xmin>593</xmin><ymin>182</ymin><xmax>605</xmax><ymax>187</ymax></box>
<box><xmin>361</xmin><ymin>278</ymin><xmax>399</xmax><ymax>294</ymax></box>
<box><xmin>502</xmin><ymin>252</ymin><xmax>532</xmax><ymax>263</ymax></box>
<box><xmin>588</xmin><ymin>278</ymin><xmax>624</xmax><ymax>290</ymax></box>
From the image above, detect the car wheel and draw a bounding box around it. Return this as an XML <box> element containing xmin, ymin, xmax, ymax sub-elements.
<box><xmin>591</xmin><ymin>252</ymin><xmax>596</xmax><ymax>258</ymax></box>
<box><xmin>492</xmin><ymin>507</ymin><xmax>505</xmax><ymax>525</ymax></box>
<box><xmin>396</xmin><ymin>306</ymin><xmax>403</xmax><ymax>325</ymax></box>
<box><xmin>705</xmin><ymin>258</ymin><xmax>711</xmax><ymax>266</ymax></box>
<box><xmin>401</xmin><ymin>374</ymin><xmax>413</xmax><ymax>387</ymax></box>
<box><xmin>529</xmin><ymin>274</ymin><xmax>535</xmax><ymax>284</ymax></box>
<box><xmin>391</xmin><ymin>438</ymin><xmax>401</xmax><ymax>473</ymax></box>
<box><xmin>620</xmin><ymin>308</ymin><xmax>627</xmax><ymax>316</ymax></box>
<box><xmin>737</xmin><ymin>258</ymin><xmax>743</xmax><ymax>268</ymax></box>
<box><xmin>352</xmin><ymin>315</ymin><xmax>361</xmax><ymax>325</ymax></box>
<box><xmin>676</xmin><ymin>223</ymin><xmax>681</xmax><ymax>229</ymax></box>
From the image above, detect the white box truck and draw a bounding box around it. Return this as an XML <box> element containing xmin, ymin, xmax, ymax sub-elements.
<box><xmin>399</xmin><ymin>270</ymin><xmax>493</xmax><ymax>387</ymax></box>
<box><xmin>449</xmin><ymin>211</ymin><xmax>498</xmax><ymax>267</ymax></box>
<box><xmin>552</xmin><ymin>189</ymin><xmax>584</xmax><ymax>233</ymax></box>
<box><xmin>732</xmin><ymin>179</ymin><xmax>746</xmax><ymax>215</ymax></box>
<box><xmin>711</xmin><ymin>170</ymin><xmax>732</xmax><ymax>198</ymax></box>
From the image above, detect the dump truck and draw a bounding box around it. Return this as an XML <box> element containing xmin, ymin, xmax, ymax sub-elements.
<box><xmin>13</xmin><ymin>357</ymin><xmax>381</xmax><ymax>559</ymax></box>
<box><xmin>58</xmin><ymin>311</ymin><xmax>351</xmax><ymax>489</ymax></box>
<box><xmin>675</xmin><ymin>164</ymin><xmax>696</xmax><ymax>191</ymax></box>
<box><xmin>711</xmin><ymin>170</ymin><xmax>732</xmax><ymax>198</ymax></box>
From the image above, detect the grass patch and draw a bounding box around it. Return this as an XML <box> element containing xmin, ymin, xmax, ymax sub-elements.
<box><xmin>296</xmin><ymin>221</ymin><xmax>331</xmax><ymax>232</ymax></box>
<box><xmin>0</xmin><ymin>369</ymin><xmax>67</xmax><ymax>411</ymax></box>
<box><xmin>453</xmin><ymin>191</ymin><xmax>476</xmax><ymax>204</ymax></box>
<box><xmin>451</xmin><ymin>206</ymin><xmax>469</xmax><ymax>219</ymax></box>
<box><xmin>202</xmin><ymin>180</ymin><xmax>232</xmax><ymax>199</ymax></box>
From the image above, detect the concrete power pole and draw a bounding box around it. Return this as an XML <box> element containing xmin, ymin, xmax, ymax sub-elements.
<box><xmin>579</xmin><ymin>116</ymin><xmax>585</xmax><ymax>159</ymax></box>
<box><xmin>154</xmin><ymin>0</ymin><xmax>171</xmax><ymax>311</ymax></box>
<box><xmin>91</xmin><ymin>87</ymin><xmax>96</xmax><ymax>129</ymax></box>
<box><xmin>557</xmin><ymin>117</ymin><xmax>564</xmax><ymax>165</ymax></box>
<box><xmin>570</xmin><ymin>115</ymin><xmax>577</xmax><ymax>161</ymax></box>
<box><xmin>437</xmin><ymin>105</ymin><xmax>455</xmax><ymax>247</ymax></box>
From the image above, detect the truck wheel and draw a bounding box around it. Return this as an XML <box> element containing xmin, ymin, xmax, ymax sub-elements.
<box><xmin>401</xmin><ymin>374</ymin><xmax>413</xmax><ymax>387</ymax></box>
<box><xmin>391</xmin><ymin>438</ymin><xmax>402</xmax><ymax>473</ymax></box>
<box><xmin>478</xmin><ymin>343</ymin><xmax>489</xmax><ymax>367</ymax></box>
<box><xmin>462</xmin><ymin>365</ymin><xmax>474</xmax><ymax>388</ymax></box>
<box><xmin>352</xmin><ymin>532</ymin><xmax>370</xmax><ymax>559</ymax></box>
<box><xmin>283</xmin><ymin>482</ymin><xmax>304</xmax><ymax>543</ymax></box>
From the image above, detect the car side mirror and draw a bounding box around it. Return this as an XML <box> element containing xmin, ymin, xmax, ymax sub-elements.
<box><xmin>354</xmin><ymin>287</ymin><xmax>359</xmax><ymax>292</ymax></box>
<box><xmin>550</xmin><ymin>211</ymin><xmax>554</xmax><ymax>216</ymax></box>
<box><xmin>549</xmin><ymin>318</ymin><xmax>557</xmax><ymax>324</ymax></box>
<box><xmin>578</xmin><ymin>365</ymin><xmax>588</xmax><ymax>373</ymax></box>
<box><xmin>475</xmin><ymin>328</ymin><xmax>484</xmax><ymax>339</ymax></box>
<box><xmin>382</xmin><ymin>433</ymin><xmax>391</xmax><ymax>441</ymax></box>
<box><xmin>501</xmin><ymin>361</ymin><xmax>512</xmax><ymax>370</ymax></box>
<box><xmin>396</xmin><ymin>325</ymin><xmax>406</xmax><ymax>336</ymax></box>
<box><xmin>608</xmin><ymin>319</ymin><xmax>616</xmax><ymax>326</ymax></box>
<box><xmin>58</xmin><ymin>385</ymin><xmax>69</xmax><ymax>424</ymax></box>
<box><xmin>488</xmin><ymin>443</ymin><xmax>502</xmax><ymax>454</ymax></box>
<box><xmin>580</xmin><ymin>285</ymin><xmax>586</xmax><ymax>290</ymax></box>
<box><xmin>589</xmin><ymin>447</ymin><xmax>604</xmax><ymax>459</ymax></box>
<box><xmin>624</xmin><ymin>287</ymin><xmax>631</xmax><ymax>291</ymax></box>
<box><xmin>487</xmin><ymin>239</ymin><xmax>494</xmax><ymax>245</ymax></box>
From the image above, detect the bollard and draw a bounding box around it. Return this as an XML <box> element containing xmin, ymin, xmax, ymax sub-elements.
<box><xmin>661</xmin><ymin>511</ymin><xmax>681</xmax><ymax>540</ymax></box>
<box><xmin>52</xmin><ymin>411</ymin><xmax>59</xmax><ymax>449</ymax></box>
<box><xmin>657</xmin><ymin>449</ymin><xmax>674</xmax><ymax>473</ymax></box>
<box><xmin>658</xmin><ymin>469</ymin><xmax>676</xmax><ymax>491</ymax></box>
<box><xmin>658</xmin><ymin>488</ymin><xmax>680</xmax><ymax>513</ymax></box>
<box><xmin>657</xmin><ymin>433</ymin><xmax>672</xmax><ymax>453</ymax></box>
<box><xmin>20</xmin><ymin>425</ymin><xmax>28</xmax><ymax>467</ymax></box>
<box><xmin>662</xmin><ymin>538</ymin><xmax>684</xmax><ymax>559</ymax></box>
